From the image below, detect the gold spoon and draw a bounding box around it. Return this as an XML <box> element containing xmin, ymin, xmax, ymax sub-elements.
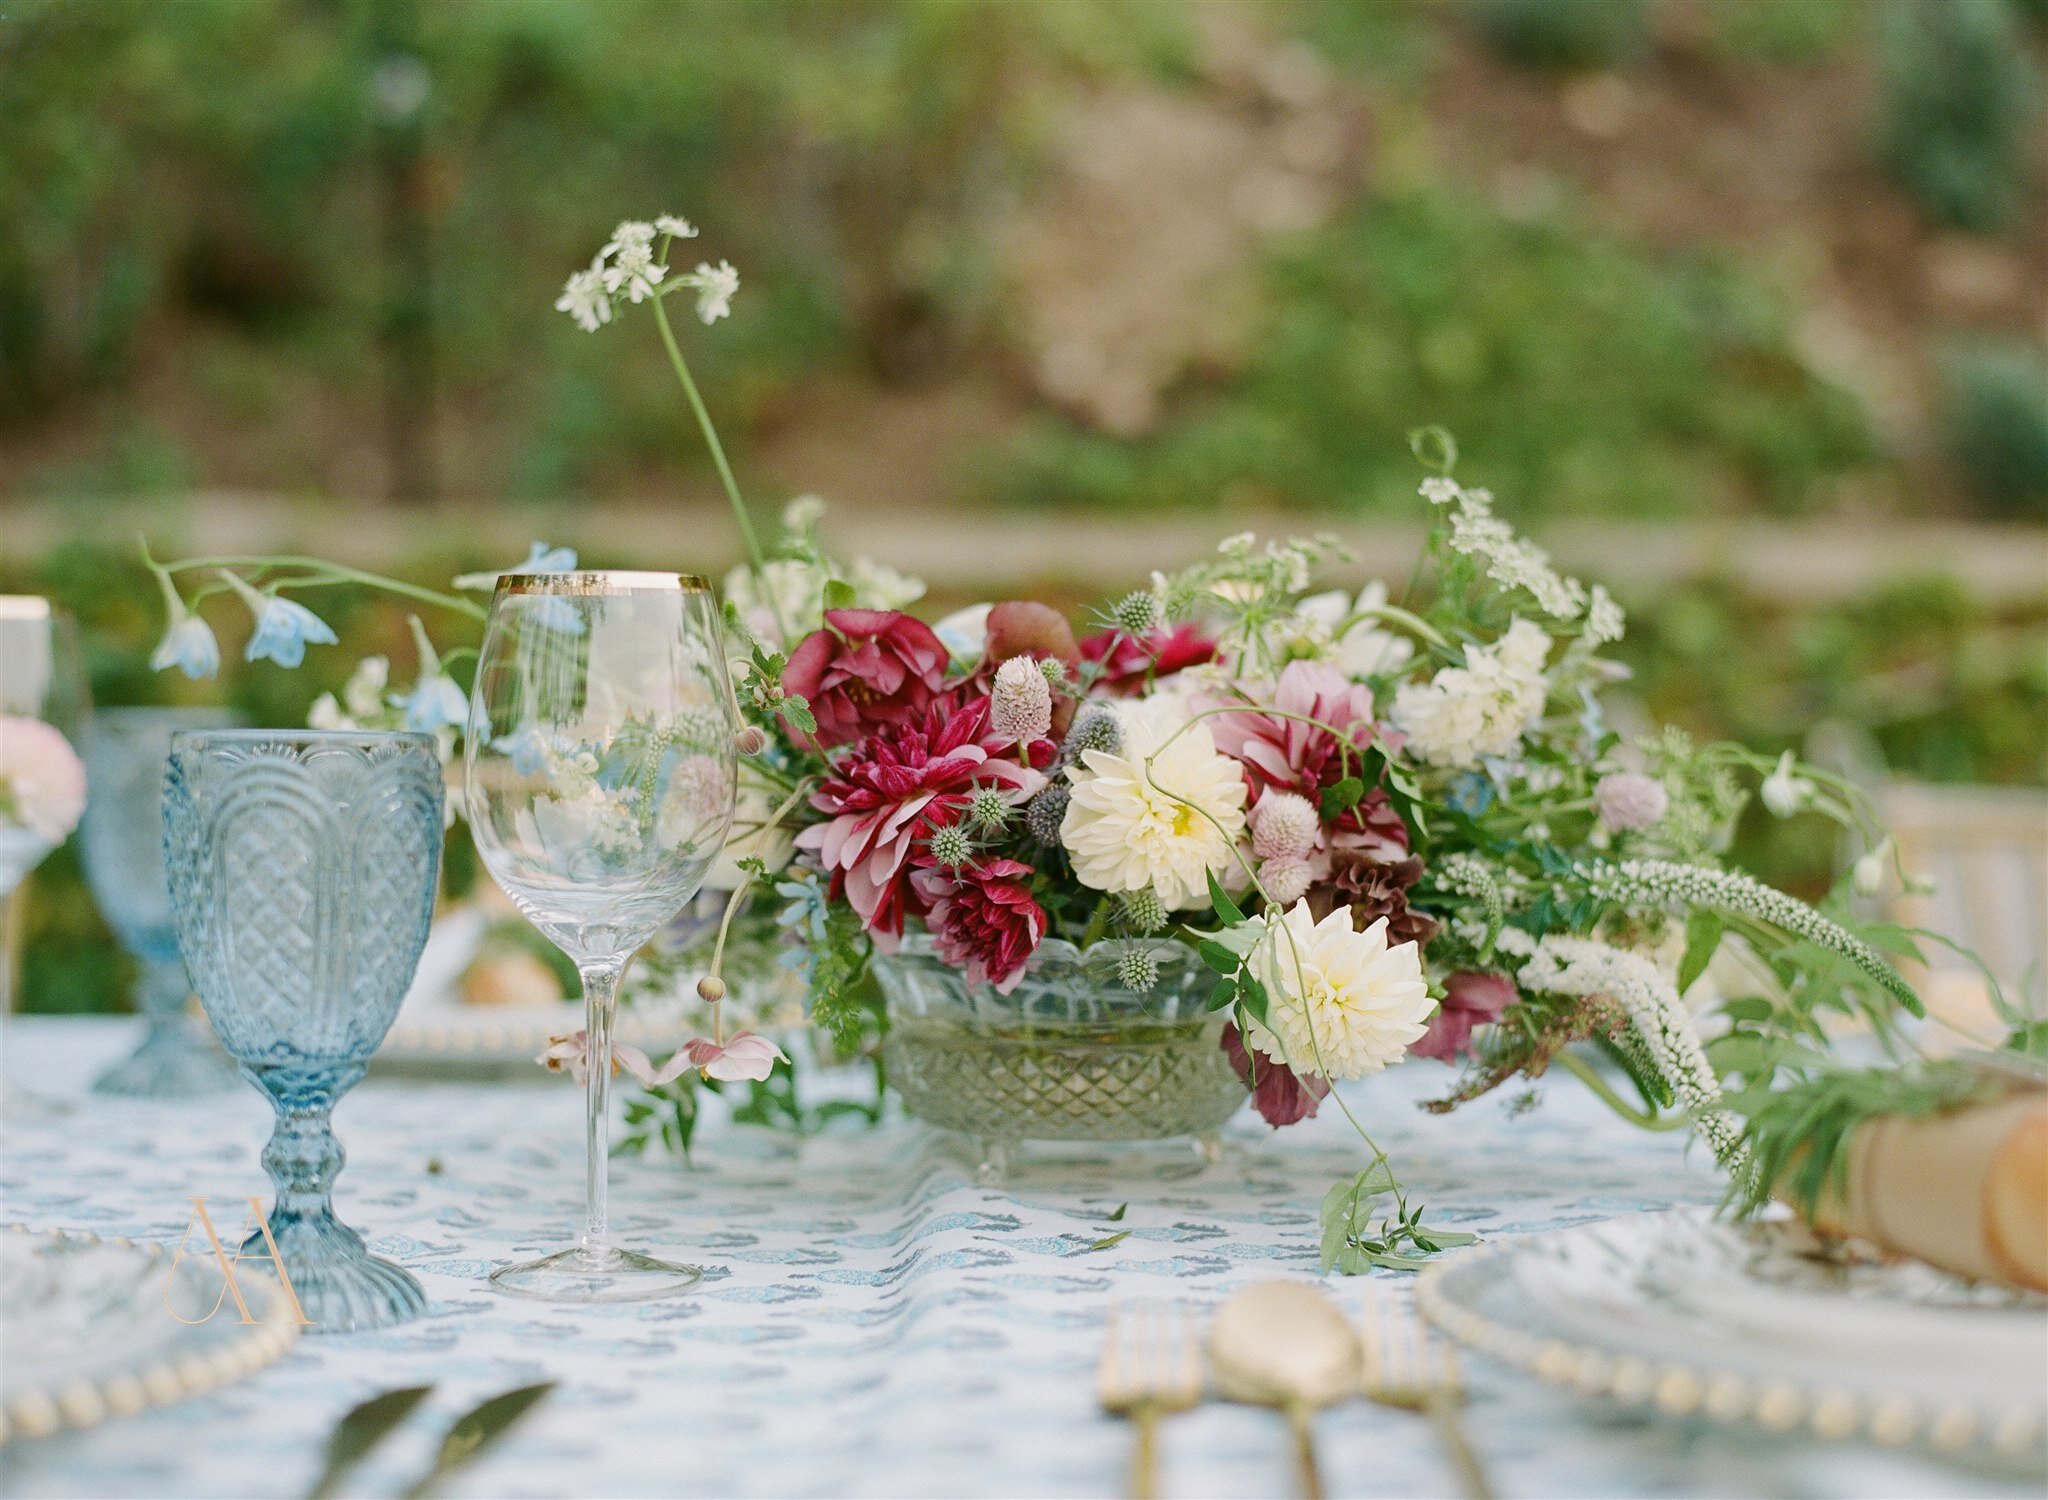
<box><xmin>1208</xmin><ymin>1281</ymin><xmax>1360</xmax><ymax>1500</ymax></box>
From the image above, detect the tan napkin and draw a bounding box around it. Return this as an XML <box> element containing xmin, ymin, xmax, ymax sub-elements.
<box><xmin>1795</xmin><ymin>1084</ymin><xmax>2048</xmax><ymax>1293</ymax></box>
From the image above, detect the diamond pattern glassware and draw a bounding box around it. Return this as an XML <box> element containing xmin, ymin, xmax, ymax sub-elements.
<box><xmin>84</xmin><ymin>708</ymin><xmax>243</xmax><ymax>1097</ymax></box>
<box><xmin>163</xmin><ymin>730</ymin><xmax>443</xmax><ymax>1333</ymax></box>
<box><xmin>877</xmin><ymin>936</ymin><xmax>1248</xmax><ymax>1181</ymax></box>
<box><xmin>465</xmin><ymin>571</ymin><xmax>736</xmax><ymax>1303</ymax></box>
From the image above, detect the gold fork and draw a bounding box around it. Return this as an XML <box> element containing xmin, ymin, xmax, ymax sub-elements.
<box><xmin>1360</xmin><ymin>1293</ymin><xmax>1496</xmax><ymax>1500</ymax></box>
<box><xmin>1097</xmin><ymin>1301</ymin><xmax>1203</xmax><ymax>1500</ymax></box>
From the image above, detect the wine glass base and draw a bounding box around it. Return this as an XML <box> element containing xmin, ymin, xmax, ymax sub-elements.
<box><xmin>489</xmin><ymin>1245</ymin><xmax>703</xmax><ymax>1303</ymax></box>
<box><xmin>92</xmin><ymin>1021</ymin><xmax>239</xmax><ymax>1098</ymax></box>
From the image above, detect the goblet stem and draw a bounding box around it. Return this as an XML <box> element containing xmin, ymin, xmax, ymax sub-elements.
<box><xmin>580</xmin><ymin>957</ymin><xmax>626</xmax><ymax>1256</ymax></box>
<box><xmin>258</xmin><ymin>1066</ymin><xmax>361</xmax><ymax>1239</ymax></box>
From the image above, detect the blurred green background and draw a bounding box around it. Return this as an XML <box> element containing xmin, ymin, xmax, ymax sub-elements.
<box><xmin>3</xmin><ymin>0</ymin><xmax>2044</xmax><ymax>1012</ymax></box>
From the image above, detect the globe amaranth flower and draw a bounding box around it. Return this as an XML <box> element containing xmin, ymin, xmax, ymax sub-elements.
<box><xmin>221</xmin><ymin>572</ymin><xmax>338</xmax><ymax>669</ymax></box>
<box><xmin>1250</xmin><ymin>791</ymin><xmax>1319</xmax><ymax>861</ymax></box>
<box><xmin>781</xmin><ymin>608</ymin><xmax>949</xmax><ymax>749</ymax></box>
<box><xmin>1242</xmin><ymin>901</ymin><xmax>1432</xmax><ymax>1081</ymax></box>
<box><xmin>1222</xmin><ymin>1020</ymin><xmax>1331</xmax><ymax>1127</ymax></box>
<box><xmin>0</xmin><ymin>716</ymin><xmax>86</xmax><ymax>845</ymax></box>
<box><xmin>990</xmin><ymin>655</ymin><xmax>1053</xmax><ymax>743</ymax></box>
<box><xmin>794</xmin><ymin>697</ymin><xmax>1045</xmax><ymax>943</ymax></box>
<box><xmin>909</xmin><ymin>856</ymin><xmax>1047</xmax><ymax>993</ymax></box>
<box><xmin>1256</xmin><ymin>854</ymin><xmax>1315</xmax><ymax>908</ymax></box>
<box><xmin>1409</xmin><ymin>970</ymin><xmax>1517</xmax><ymax>1063</ymax></box>
<box><xmin>150</xmin><ymin>606</ymin><xmax>221</xmax><ymax>680</ymax></box>
<box><xmin>1078</xmin><ymin>622</ymin><xmax>1218</xmax><ymax>697</ymax></box>
<box><xmin>1060</xmin><ymin>697</ymin><xmax>1247</xmax><ymax>912</ymax></box>
<box><xmin>1594</xmin><ymin>771</ymin><xmax>1668</xmax><ymax>832</ymax></box>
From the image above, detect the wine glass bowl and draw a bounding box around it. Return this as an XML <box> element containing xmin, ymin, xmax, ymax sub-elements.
<box><xmin>83</xmin><ymin>707</ymin><xmax>243</xmax><ymax>1097</ymax></box>
<box><xmin>464</xmin><ymin>571</ymin><xmax>737</xmax><ymax>1303</ymax></box>
<box><xmin>162</xmin><ymin>729</ymin><xmax>444</xmax><ymax>1333</ymax></box>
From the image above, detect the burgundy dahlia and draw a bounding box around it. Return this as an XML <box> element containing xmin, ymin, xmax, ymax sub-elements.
<box><xmin>782</xmin><ymin>608</ymin><xmax>949</xmax><ymax>749</ymax></box>
<box><xmin>1409</xmin><ymin>971</ymin><xmax>1518</xmax><ymax>1063</ymax></box>
<box><xmin>1078</xmin><ymin>622</ymin><xmax>1218</xmax><ymax>697</ymax></box>
<box><xmin>1308</xmin><ymin>850</ymin><xmax>1437</xmax><ymax>951</ymax></box>
<box><xmin>793</xmin><ymin>698</ymin><xmax>1045</xmax><ymax>942</ymax></box>
<box><xmin>910</xmin><ymin>856</ymin><xmax>1048</xmax><ymax>993</ymax></box>
<box><xmin>1222</xmin><ymin>1022</ymin><xmax>1331</xmax><ymax>1127</ymax></box>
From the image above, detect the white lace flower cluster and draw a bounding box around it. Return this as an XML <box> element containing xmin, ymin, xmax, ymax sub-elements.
<box><xmin>1420</xmin><ymin>476</ymin><xmax>1622</xmax><ymax>646</ymax></box>
<box><xmin>1498</xmin><ymin>928</ymin><xmax>1748</xmax><ymax>1171</ymax></box>
<box><xmin>1390</xmin><ymin>618</ymin><xmax>1552</xmax><ymax>768</ymax></box>
<box><xmin>1582</xmin><ymin>858</ymin><xmax>1920</xmax><ymax>1011</ymax></box>
<box><xmin>554</xmin><ymin>216</ymin><xmax>739</xmax><ymax>332</ymax></box>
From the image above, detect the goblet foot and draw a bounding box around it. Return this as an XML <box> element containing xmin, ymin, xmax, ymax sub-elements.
<box><xmin>93</xmin><ymin>1018</ymin><xmax>238</xmax><ymax>1098</ymax></box>
<box><xmin>489</xmin><ymin>1244</ymin><xmax>702</xmax><ymax>1303</ymax></box>
<box><xmin>250</xmin><ymin>1224</ymin><xmax>426</xmax><ymax>1334</ymax></box>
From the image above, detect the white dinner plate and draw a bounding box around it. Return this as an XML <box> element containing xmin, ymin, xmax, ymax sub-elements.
<box><xmin>0</xmin><ymin>1225</ymin><xmax>302</xmax><ymax>1444</ymax></box>
<box><xmin>1418</xmin><ymin>1208</ymin><xmax>2047</xmax><ymax>1463</ymax></box>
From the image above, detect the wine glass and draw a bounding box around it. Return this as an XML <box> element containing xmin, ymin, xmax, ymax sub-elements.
<box><xmin>163</xmin><ymin>729</ymin><xmax>444</xmax><ymax>1331</ymax></box>
<box><xmin>84</xmin><ymin>707</ymin><xmax>245</xmax><ymax>1096</ymax></box>
<box><xmin>464</xmin><ymin>571</ymin><xmax>737</xmax><ymax>1302</ymax></box>
<box><xmin>0</xmin><ymin>597</ymin><xmax>90</xmax><ymax>1012</ymax></box>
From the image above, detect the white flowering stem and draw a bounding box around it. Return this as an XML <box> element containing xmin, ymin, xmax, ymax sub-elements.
<box><xmin>1582</xmin><ymin>858</ymin><xmax>1921</xmax><ymax>1016</ymax></box>
<box><xmin>648</xmin><ymin>287</ymin><xmax>788</xmax><ymax>642</ymax></box>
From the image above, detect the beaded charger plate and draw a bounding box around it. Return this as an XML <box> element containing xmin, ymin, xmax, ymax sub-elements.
<box><xmin>0</xmin><ymin>1225</ymin><xmax>302</xmax><ymax>1445</ymax></box>
<box><xmin>1418</xmin><ymin>1209</ymin><xmax>2047</xmax><ymax>1464</ymax></box>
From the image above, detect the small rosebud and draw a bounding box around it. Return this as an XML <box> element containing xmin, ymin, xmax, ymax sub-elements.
<box><xmin>734</xmin><ymin>724</ymin><xmax>770</xmax><ymax>756</ymax></box>
<box><xmin>696</xmin><ymin>975</ymin><xmax>726</xmax><ymax>1004</ymax></box>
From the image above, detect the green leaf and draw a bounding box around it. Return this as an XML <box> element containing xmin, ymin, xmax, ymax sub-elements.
<box><xmin>1207</xmin><ymin>872</ymin><xmax>1245</xmax><ymax>926</ymax></box>
<box><xmin>1720</xmin><ymin>996</ymin><xmax>1774</xmax><ymax>1024</ymax></box>
<box><xmin>822</xmin><ymin>579</ymin><xmax>857</xmax><ymax>611</ymax></box>
<box><xmin>1318</xmin><ymin>776</ymin><xmax>1365</xmax><ymax>822</ymax></box>
<box><xmin>1207</xmin><ymin>977</ymin><xmax>1238</xmax><ymax>1011</ymax></box>
<box><xmin>1678</xmin><ymin>909</ymin><xmax>1724</xmax><ymax>995</ymax></box>
<box><xmin>399</xmin><ymin>1383</ymin><xmax>556</xmax><ymax>1500</ymax></box>
<box><xmin>1196</xmin><ymin>939</ymin><xmax>1241</xmax><ymax>975</ymax></box>
<box><xmin>781</xmin><ymin>694</ymin><xmax>817</xmax><ymax>735</ymax></box>
<box><xmin>1085</xmin><ymin>1230</ymin><xmax>1132</xmax><ymax>1252</ymax></box>
<box><xmin>1107</xmin><ymin>1203</ymin><xmax>1128</xmax><ymax>1221</ymax></box>
<box><xmin>1236</xmin><ymin>978</ymin><xmax>1270</xmax><ymax>1028</ymax></box>
<box><xmin>306</xmin><ymin>1386</ymin><xmax>433</xmax><ymax>1500</ymax></box>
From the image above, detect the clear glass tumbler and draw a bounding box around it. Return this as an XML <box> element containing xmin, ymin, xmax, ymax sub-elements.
<box><xmin>84</xmin><ymin>707</ymin><xmax>243</xmax><ymax>1096</ymax></box>
<box><xmin>163</xmin><ymin>729</ymin><xmax>443</xmax><ymax>1332</ymax></box>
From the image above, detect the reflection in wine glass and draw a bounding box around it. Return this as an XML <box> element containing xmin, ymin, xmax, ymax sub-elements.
<box><xmin>0</xmin><ymin>598</ymin><xmax>90</xmax><ymax>1013</ymax></box>
<box><xmin>465</xmin><ymin>571</ymin><xmax>736</xmax><ymax>1302</ymax></box>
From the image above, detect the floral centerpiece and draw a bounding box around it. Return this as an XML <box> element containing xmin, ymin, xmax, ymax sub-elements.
<box><xmin>146</xmin><ymin>215</ymin><xmax>2000</xmax><ymax>1271</ymax></box>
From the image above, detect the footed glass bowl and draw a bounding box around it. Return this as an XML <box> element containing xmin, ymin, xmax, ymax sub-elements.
<box><xmin>875</xmin><ymin>935</ymin><xmax>1247</xmax><ymax>1179</ymax></box>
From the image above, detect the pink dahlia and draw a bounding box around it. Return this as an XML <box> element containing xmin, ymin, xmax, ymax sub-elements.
<box><xmin>1078</xmin><ymin>622</ymin><xmax>1218</xmax><ymax>697</ymax></box>
<box><xmin>1207</xmin><ymin>661</ymin><xmax>1407</xmax><ymax>858</ymax></box>
<box><xmin>910</xmin><ymin>856</ymin><xmax>1047</xmax><ymax>992</ymax></box>
<box><xmin>782</xmin><ymin>608</ymin><xmax>949</xmax><ymax>749</ymax></box>
<box><xmin>1409</xmin><ymin>971</ymin><xmax>1517</xmax><ymax>1063</ymax></box>
<box><xmin>1222</xmin><ymin>1021</ymin><xmax>1330</xmax><ymax>1127</ymax></box>
<box><xmin>793</xmin><ymin>698</ymin><xmax>1044</xmax><ymax>943</ymax></box>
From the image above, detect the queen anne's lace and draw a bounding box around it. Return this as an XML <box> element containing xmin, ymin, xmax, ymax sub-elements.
<box><xmin>1582</xmin><ymin>858</ymin><xmax>1919</xmax><ymax>1012</ymax></box>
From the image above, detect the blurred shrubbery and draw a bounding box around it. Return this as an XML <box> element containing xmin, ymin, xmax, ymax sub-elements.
<box><xmin>1877</xmin><ymin>0</ymin><xmax>2041</xmax><ymax>234</ymax></box>
<box><xmin>992</xmin><ymin>187</ymin><xmax>1872</xmax><ymax>516</ymax></box>
<box><xmin>1941</xmin><ymin>340</ymin><xmax>2048</xmax><ymax>518</ymax></box>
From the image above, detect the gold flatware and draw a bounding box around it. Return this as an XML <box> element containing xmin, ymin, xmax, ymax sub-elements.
<box><xmin>1098</xmin><ymin>1301</ymin><xmax>1203</xmax><ymax>1500</ymax></box>
<box><xmin>1361</xmin><ymin>1293</ymin><xmax>1496</xmax><ymax>1500</ymax></box>
<box><xmin>1209</xmin><ymin>1281</ymin><xmax>1359</xmax><ymax>1500</ymax></box>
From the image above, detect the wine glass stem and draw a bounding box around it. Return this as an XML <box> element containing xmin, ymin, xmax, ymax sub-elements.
<box><xmin>580</xmin><ymin>957</ymin><xmax>626</xmax><ymax>1256</ymax></box>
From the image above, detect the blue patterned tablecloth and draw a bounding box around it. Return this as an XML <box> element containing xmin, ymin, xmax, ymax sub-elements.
<box><xmin>0</xmin><ymin>1016</ymin><xmax>2033</xmax><ymax>1500</ymax></box>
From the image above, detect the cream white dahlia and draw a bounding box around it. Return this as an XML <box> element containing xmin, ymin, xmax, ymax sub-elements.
<box><xmin>1060</xmin><ymin>697</ymin><xmax>1246</xmax><ymax>911</ymax></box>
<box><xmin>1244</xmin><ymin>901</ymin><xmax>1432</xmax><ymax>1080</ymax></box>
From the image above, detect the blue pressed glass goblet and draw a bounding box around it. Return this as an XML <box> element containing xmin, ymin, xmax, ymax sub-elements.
<box><xmin>163</xmin><ymin>729</ymin><xmax>443</xmax><ymax>1333</ymax></box>
<box><xmin>84</xmin><ymin>708</ymin><xmax>243</xmax><ymax>1097</ymax></box>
